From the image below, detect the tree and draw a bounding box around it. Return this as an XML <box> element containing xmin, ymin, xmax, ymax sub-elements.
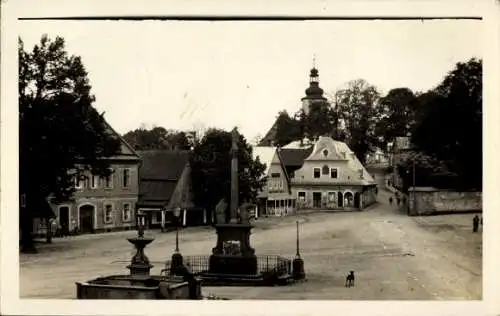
<box><xmin>335</xmin><ymin>79</ymin><xmax>382</xmax><ymax>164</ymax></box>
<box><xmin>274</xmin><ymin>110</ymin><xmax>302</xmax><ymax>147</ymax></box>
<box><xmin>396</xmin><ymin>150</ymin><xmax>456</xmax><ymax>192</ymax></box>
<box><xmin>189</xmin><ymin>128</ymin><xmax>266</xmax><ymax>223</ymax></box>
<box><xmin>19</xmin><ymin>35</ymin><xmax>121</xmax><ymax>252</ymax></box>
<box><xmin>123</xmin><ymin>127</ymin><xmax>191</xmax><ymax>150</ymax></box>
<box><xmin>375</xmin><ymin>87</ymin><xmax>420</xmax><ymax>149</ymax></box>
<box><xmin>303</xmin><ymin>101</ymin><xmax>338</xmax><ymax>140</ymax></box>
<box><xmin>412</xmin><ymin>58</ymin><xmax>482</xmax><ymax>190</ymax></box>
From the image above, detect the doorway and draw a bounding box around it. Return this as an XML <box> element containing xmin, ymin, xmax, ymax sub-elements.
<box><xmin>344</xmin><ymin>192</ymin><xmax>354</xmax><ymax>207</ymax></box>
<box><xmin>79</xmin><ymin>204</ymin><xmax>95</xmax><ymax>234</ymax></box>
<box><xmin>59</xmin><ymin>206</ymin><xmax>70</xmax><ymax>235</ymax></box>
<box><xmin>338</xmin><ymin>192</ymin><xmax>344</xmax><ymax>207</ymax></box>
<box><xmin>312</xmin><ymin>192</ymin><xmax>322</xmax><ymax>208</ymax></box>
<box><xmin>354</xmin><ymin>192</ymin><xmax>361</xmax><ymax>209</ymax></box>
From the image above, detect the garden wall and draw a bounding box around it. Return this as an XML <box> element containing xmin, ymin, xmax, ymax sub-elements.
<box><xmin>408</xmin><ymin>187</ymin><xmax>482</xmax><ymax>216</ymax></box>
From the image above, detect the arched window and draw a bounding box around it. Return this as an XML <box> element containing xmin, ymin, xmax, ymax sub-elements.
<box><xmin>322</xmin><ymin>165</ymin><xmax>329</xmax><ymax>175</ymax></box>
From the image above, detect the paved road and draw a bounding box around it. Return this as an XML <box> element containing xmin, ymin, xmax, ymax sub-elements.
<box><xmin>20</xmin><ymin>167</ymin><xmax>482</xmax><ymax>299</ymax></box>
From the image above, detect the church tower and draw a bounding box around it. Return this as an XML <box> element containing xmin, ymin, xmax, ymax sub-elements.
<box><xmin>301</xmin><ymin>59</ymin><xmax>328</xmax><ymax>115</ymax></box>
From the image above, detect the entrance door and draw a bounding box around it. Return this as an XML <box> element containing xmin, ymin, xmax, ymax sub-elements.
<box><xmin>354</xmin><ymin>192</ymin><xmax>361</xmax><ymax>209</ymax></box>
<box><xmin>312</xmin><ymin>192</ymin><xmax>322</xmax><ymax>208</ymax></box>
<box><xmin>79</xmin><ymin>205</ymin><xmax>95</xmax><ymax>234</ymax></box>
<box><xmin>338</xmin><ymin>192</ymin><xmax>344</xmax><ymax>207</ymax></box>
<box><xmin>59</xmin><ymin>206</ymin><xmax>70</xmax><ymax>235</ymax></box>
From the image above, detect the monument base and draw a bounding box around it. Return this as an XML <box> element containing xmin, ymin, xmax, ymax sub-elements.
<box><xmin>209</xmin><ymin>254</ymin><xmax>258</xmax><ymax>275</ymax></box>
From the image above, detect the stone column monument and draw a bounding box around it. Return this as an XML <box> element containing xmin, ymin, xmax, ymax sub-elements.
<box><xmin>208</xmin><ymin>127</ymin><xmax>258</xmax><ymax>275</ymax></box>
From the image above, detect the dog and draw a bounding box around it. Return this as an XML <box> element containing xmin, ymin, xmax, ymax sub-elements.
<box><xmin>345</xmin><ymin>271</ymin><xmax>355</xmax><ymax>288</ymax></box>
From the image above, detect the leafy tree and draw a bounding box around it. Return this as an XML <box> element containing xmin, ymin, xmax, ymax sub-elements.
<box><xmin>189</xmin><ymin>128</ymin><xmax>266</xmax><ymax>223</ymax></box>
<box><xmin>396</xmin><ymin>150</ymin><xmax>456</xmax><ymax>192</ymax></box>
<box><xmin>304</xmin><ymin>101</ymin><xmax>338</xmax><ymax>140</ymax></box>
<box><xmin>274</xmin><ymin>110</ymin><xmax>302</xmax><ymax>147</ymax></box>
<box><xmin>375</xmin><ymin>87</ymin><xmax>420</xmax><ymax>149</ymax></box>
<box><xmin>123</xmin><ymin>127</ymin><xmax>191</xmax><ymax>150</ymax></box>
<box><xmin>412</xmin><ymin>58</ymin><xmax>482</xmax><ymax>190</ymax></box>
<box><xmin>335</xmin><ymin>79</ymin><xmax>382</xmax><ymax>164</ymax></box>
<box><xmin>19</xmin><ymin>35</ymin><xmax>121</xmax><ymax>252</ymax></box>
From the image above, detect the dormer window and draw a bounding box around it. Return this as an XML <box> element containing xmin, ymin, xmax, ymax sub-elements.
<box><xmin>322</xmin><ymin>165</ymin><xmax>329</xmax><ymax>175</ymax></box>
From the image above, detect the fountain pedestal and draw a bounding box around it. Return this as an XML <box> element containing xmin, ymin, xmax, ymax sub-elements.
<box><xmin>127</xmin><ymin>236</ymin><xmax>154</xmax><ymax>276</ymax></box>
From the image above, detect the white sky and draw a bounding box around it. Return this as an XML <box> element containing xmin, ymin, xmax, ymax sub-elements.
<box><xmin>18</xmin><ymin>19</ymin><xmax>482</xmax><ymax>141</ymax></box>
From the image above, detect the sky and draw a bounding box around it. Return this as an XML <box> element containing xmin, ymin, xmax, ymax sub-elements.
<box><xmin>18</xmin><ymin>19</ymin><xmax>483</xmax><ymax>142</ymax></box>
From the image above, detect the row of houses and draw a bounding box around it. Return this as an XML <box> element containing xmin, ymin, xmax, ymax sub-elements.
<box><xmin>28</xmin><ymin>124</ymin><xmax>202</xmax><ymax>237</ymax></box>
<box><xmin>253</xmin><ymin>136</ymin><xmax>378</xmax><ymax>217</ymax></box>
<box><xmin>27</xmin><ymin>62</ymin><xmax>378</xmax><ymax>236</ymax></box>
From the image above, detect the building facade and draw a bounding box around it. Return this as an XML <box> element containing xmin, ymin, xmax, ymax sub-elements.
<box><xmin>388</xmin><ymin>136</ymin><xmax>411</xmax><ymax>190</ymax></box>
<box><xmin>48</xmin><ymin>124</ymin><xmax>141</xmax><ymax>235</ymax></box>
<box><xmin>284</xmin><ymin>136</ymin><xmax>377</xmax><ymax>210</ymax></box>
<box><xmin>252</xmin><ymin>146</ymin><xmax>296</xmax><ymax>217</ymax></box>
<box><xmin>137</xmin><ymin>150</ymin><xmax>205</xmax><ymax>230</ymax></box>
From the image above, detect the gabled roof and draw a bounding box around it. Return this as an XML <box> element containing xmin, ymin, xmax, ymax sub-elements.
<box><xmin>259</xmin><ymin>121</ymin><xmax>278</xmax><ymax>146</ymax></box>
<box><xmin>102</xmin><ymin>119</ymin><xmax>140</xmax><ymax>161</ymax></box>
<box><xmin>138</xmin><ymin>150</ymin><xmax>190</xmax><ymax>181</ymax></box>
<box><xmin>252</xmin><ymin>146</ymin><xmax>277</xmax><ymax>175</ymax></box>
<box><xmin>280</xmin><ymin>147</ymin><xmax>314</xmax><ymax>168</ymax></box>
<box><xmin>137</xmin><ymin>150</ymin><xmax>191</xmax><ymax>209</ymax></box>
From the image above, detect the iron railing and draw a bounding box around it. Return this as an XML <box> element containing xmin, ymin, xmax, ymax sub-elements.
<box><xmin>163</xmin><ymin>255</ymin><xmax>293</xmax><ymax>277</ymax></box>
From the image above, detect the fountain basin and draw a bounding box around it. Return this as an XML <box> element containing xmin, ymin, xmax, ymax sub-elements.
<box><xmin>127</xmin><ymin>236</ymin><xmax>154</xmax><ymax>247</ymax></box>
<box><xmin>76</xmin><ymin>275</ymin><xmax>201</xmax><ymax>300</ymax></box>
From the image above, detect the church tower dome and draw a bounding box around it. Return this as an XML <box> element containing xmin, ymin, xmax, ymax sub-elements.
<box><xmin>301</xmin><ymin>57</ymin><xmax>328</xmax><ymax>115</ymax></box>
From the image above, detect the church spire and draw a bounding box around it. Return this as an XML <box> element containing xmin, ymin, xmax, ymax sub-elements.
<box><xmin>309</xmin><ymin>55</ymin><xmax>319</xmax><ymax>84</ymax></box>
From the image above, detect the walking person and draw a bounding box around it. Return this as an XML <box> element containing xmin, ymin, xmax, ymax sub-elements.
<box><xmin>396</xmin><ymin>197</ymin><xmax>401</xmax><ymax>206</ymax></box>
<box><xmin>389</xmin><ymin>196</ymin><xmax>393</xmax><ymax>205</ymax></box>
<box><xmin>472</xmin><ymin>215</ymin><xmax>480</xmax><ymax>233</ymax></box>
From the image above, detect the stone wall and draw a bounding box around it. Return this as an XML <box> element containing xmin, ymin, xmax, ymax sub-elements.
<box><xmin>408</xmin><ymin>189</ymin><xmax>482</xmax><ymax>216</ymax></box>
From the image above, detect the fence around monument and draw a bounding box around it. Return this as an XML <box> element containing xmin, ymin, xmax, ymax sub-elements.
<box><xmin>163</xmin><ymin>255</ymin><xmax>293</xmax><ymax>277</ymax></box>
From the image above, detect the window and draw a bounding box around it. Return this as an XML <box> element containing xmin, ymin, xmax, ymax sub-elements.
<box><xmin>104</xmin><ymin>204</ymin><xmax>113</xmax><ymax>224</ymax></box>
<box><xmin>322</xmin><ymin>165</ymin><xmax>329</xmax><ymax>175</ymax></box>
<box><xmin>289</xmin><ymin>171</ymin><xmax>295</xmax><ymax>178</ymax></box>
<box><xmin>359</xmin><ymin>169</ymin><xmax>364</xmax><ymax>179</ymax></box>
<box><xmin>75</xmin><ymin>175</ymin><xmax>84</xmax><ymax>189</ymax></box>
<box><xmin>328</xmin><ymin>192</ymin><xmax>336</xmax><ymax>202</ymax></box>
<box><xmin>104</xmin><ymin>169</ymin><xmax>114</xmax><ymax>189</ymax></box>
<box><xmin>271</xmin><ymin>173</ymin><xmax>280</xmax><ymax>178</ymax></box>
<box><xmin>298</xmin><ymin>191</ymin><xmax>306</xmax><ymax>201</ymax></box>
<box><xmin>122</xmin><ymin>203</ymin><xmax>131</xmax><ymax>222</ymax></box>
<box><xmin>268</xmin><ymin>180</ymin><xmax>274</xmax><ymax>190</ymax></box>
<box><xmin>90</xmin><ymin>175</ymin><xmax>99</xmax><ymax>189</ymax></box>
<box><xmin>156</xmin><ymin>211</ymin><xmax>162</xmax><ymax>222</ymax></box>
<box><xmin>330</xmin><ymin>168</ymin><xmax>338</xmax><ymax>179</ymax></box>
<box><xmin>122</xmin><ymin>169</ymin><xmax>131</xmax><ymax>188</ymax></box>
<box><xmin>323</xmin><ymin>149</ymin><xmax>329</xmax><ymax>157</ymax></box>
<box><xmin>313</xmin><ymin>168</ymin><xmax>321</xmax><ymax>179</ymax></box>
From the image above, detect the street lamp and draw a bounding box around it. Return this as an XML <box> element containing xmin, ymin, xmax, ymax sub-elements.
<box><xmin>292</xmin><ymin>217</ymin><xmax>305</xmax><ymax>280</ymax></box>
<box><xmin>173</xmin><ymin>207</ymin><xmax>181</xmax><ymax>252</ymax></box>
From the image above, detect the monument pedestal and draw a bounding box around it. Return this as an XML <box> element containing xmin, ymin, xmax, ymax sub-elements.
<box><xmin>208</xmin><ymin>223</ymin><xmax>257</xmax><ymax>275</ymax></box>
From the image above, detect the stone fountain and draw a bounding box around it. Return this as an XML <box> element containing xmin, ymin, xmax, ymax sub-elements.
<box><xmin>75</xmin><ymin>212</ymin><xmax>202</xmax><ymax>299</ymax></box>
<box><xmin>126</xmin><ymin>215</ymin><xmax>154</xmax><ymax>276</ymax></box>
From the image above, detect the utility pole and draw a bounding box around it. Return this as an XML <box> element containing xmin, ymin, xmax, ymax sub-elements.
<box><xmin>412</xmin><ymin>159</ymin><xmax>416</xmax><ymax>214</ymax></box>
